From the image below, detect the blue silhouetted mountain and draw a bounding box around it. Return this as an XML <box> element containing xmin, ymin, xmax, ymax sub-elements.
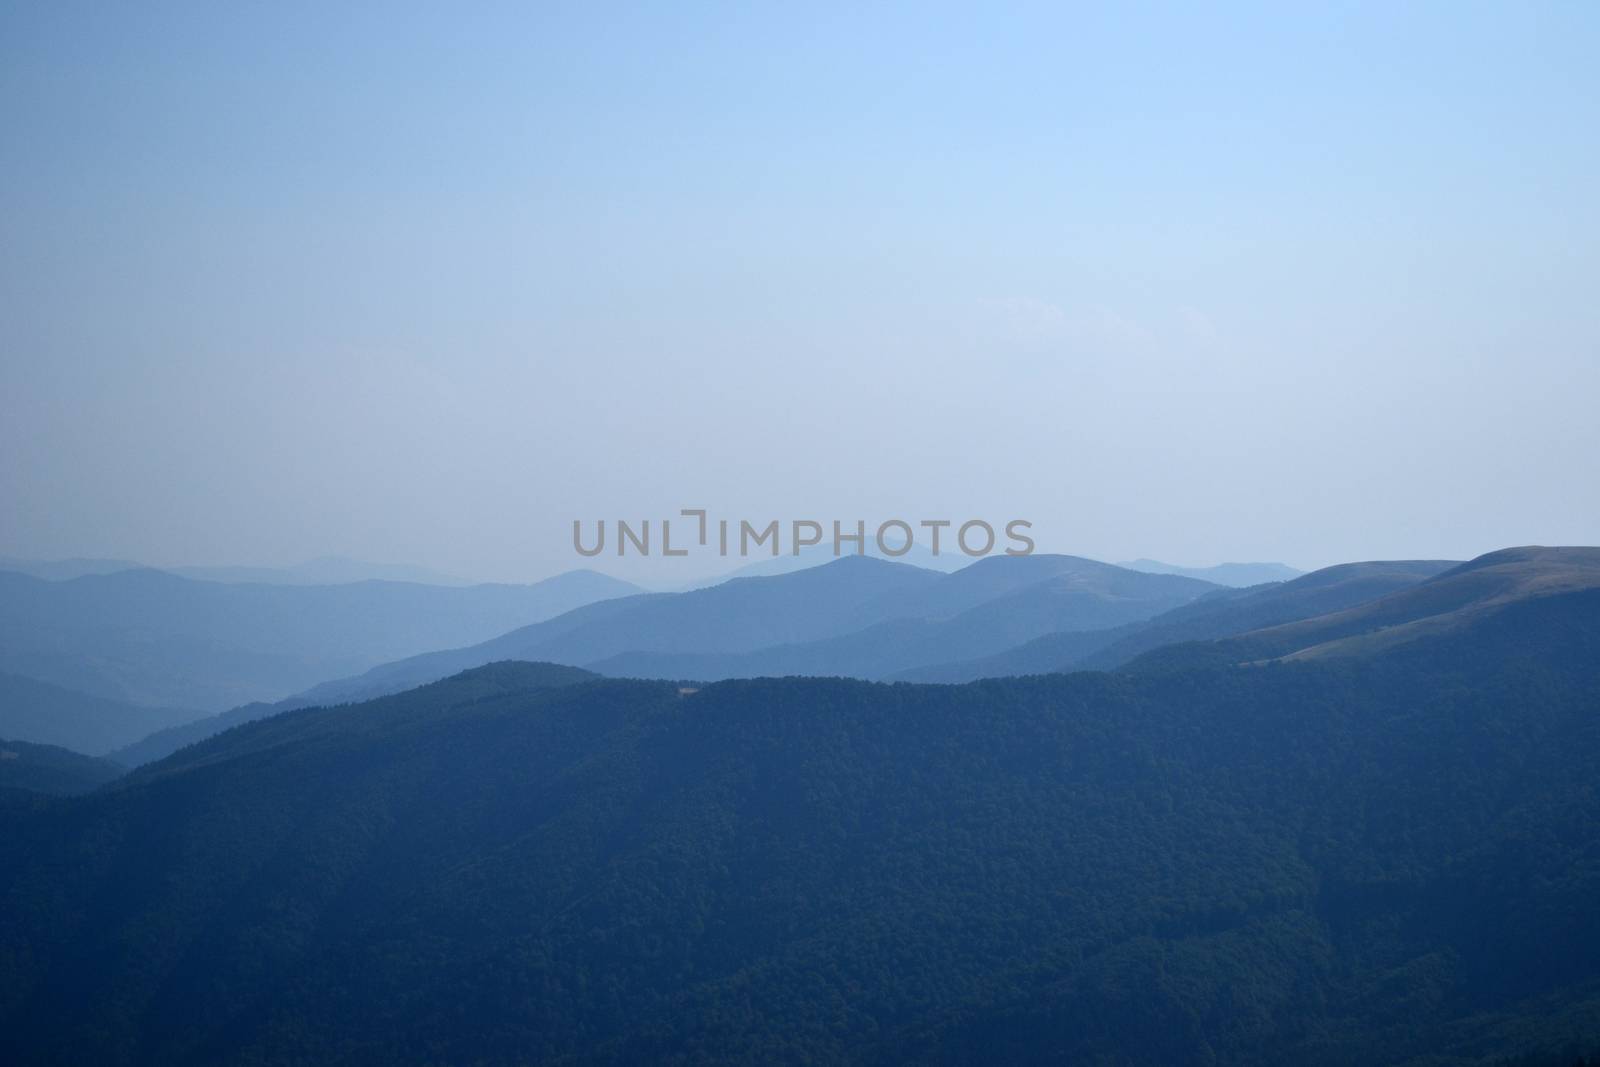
<box><xmin>0</xmin><ymin>555</ymin><xmax>148</xmax><ymax>580</ymax></box>
<box><xmin>1118</xmin><ymin>558</ymin><xmax>1305</xmax><ymax>586</ymax></box>
<box><xmin>593</xmin><ymin>555</ymin><xmax>1218</xmax><ymax>681</ymax></box>
<box><xmin>0</xmin><ymin>737</ymin><xmax>124</xmax><ymax>795</ymax></box>
<box><xmin>898</xmin><ymin>557</ymin><xmax>1458</xmax><ymax>682</ymax></box>
<box><xmin>168</xmin><ymin>556</ymin><xmax>473</xmax><ymax>586</ymax></box>
<box><xmin>0</xmin><ymin>553</ymin><xmax>473</xmax><ymax>585</ymax></box>
<box><xmin>259</xmin><ymin>555</ymin><xmax>1214</xmax><ymax>708</ymax></box>
<box><xmin>109</xmin><ymin>557</ymin><xmax>944</xmax><ymax>764</ymax></box>
<box><xmin>0</xmin><ymin>567</ymin><xmax>642</xmax><ymax>712</ymax></box>
<box><xmin>684</xmin><ymin>540</ymin><xmax>970</xmax><ymax>587</ymax></box>
<box><xmin>0</xmin><ymin>671</ymin><xmax>203</xmax><ymax>755</ymax></box>
<box><xmin>1129</xmin><ymin>546</ymin><xmax>1600</xmax><ymax>671</ymax></box>
<box><xmin>4</xmin><ymin>579</ymin><xmax>1600</xmax><ymax>1064</ymax></box>
<box><xmin>228</xmin><ymin>556</ymin><xmax>945</xmax><ymax>710</ymax></box>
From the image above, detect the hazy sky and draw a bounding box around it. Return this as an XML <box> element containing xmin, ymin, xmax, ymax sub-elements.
<box><xmin>3</xmin><ymin>2</ymin><xmax>1597</xmax><ymax>584</ymax></box>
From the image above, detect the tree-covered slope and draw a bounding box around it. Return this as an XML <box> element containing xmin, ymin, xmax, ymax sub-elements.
<box><xmin>2</xmin><ymin>591</ymin><xmax>1598</xmax><ymax>1065</ymax></box>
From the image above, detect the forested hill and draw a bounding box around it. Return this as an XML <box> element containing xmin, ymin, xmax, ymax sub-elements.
<box><xmin>2</xmin><ymin>591</ymin><xmax>1599</xmax><ymax>1064</ymax></box>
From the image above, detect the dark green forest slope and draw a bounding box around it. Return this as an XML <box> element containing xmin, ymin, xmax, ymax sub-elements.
<box><xmin>1</xmin><ymin>594</ymin><xmax>1598</xmax><ymax>1065</ymax></box>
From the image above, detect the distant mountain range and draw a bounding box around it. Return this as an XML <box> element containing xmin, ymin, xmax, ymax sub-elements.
<box><xmin>0</xmin><ymin>672</ymin><xmax>200</xmax><ymax>756</ymax></box>
<box><xmin>0</xmin><ymin>567</ymin><xmax>641</xmax><ymax>712</ymax></box>
<box><xmin>102</xmin><ymin>554</ymin><xmax>1213</xmax><ymax>763</ymax></box>
<box><xmin>4</xmin><ymin>562</ymin><xmax>1599</xmax><ymax>1064</ymax></box>
<box><xmin>595</xmin><ymin>555</ymin><xmax>1219</xmax><ymax>682</ymax></box>
<box><xmin>683</xmin><ymin>541</ymin><xmax>971</xmax><ymax>587</ymax></box>
<box><xmin>170</xmin><ymin>556</ymin><xmax>474</xmax><ymax>586</ymax></box>
<box><xmin>899</xmin><ymin>558</ymin><xmax>1457</xmax><ymax>682</ymax></box>
<box><xmin>251</xmin><ymin>554</ymin><xmax>1215</xmax><ymax>703</ymax></box>
<box><xmin>1118</xmin><ymin>558</ymin><xmax>1305</xmax><ymax>586</ymax></box>
<box><xmin>1130</xmin><ymin>545</ymin><xmax>1600</xmax><ymax>670</ymax></box>
<box><xmin>0</xmin><ymin>554</ymin><xmax>473</xmax><ymax>585</ymax></box>
<box><xmin>689</xmin><ymin>550</ymin><xmax>1297</xmax><ymax>590</ymax></box>
<box><xmin>0</xmin><ymin>556</ymin><xmax>151</xmax><ymax>581</ymax></box>
<box><xmin>15</xmin><ymin>547</ymin><xmax>1600</xmax><ymax>775</ymax></box>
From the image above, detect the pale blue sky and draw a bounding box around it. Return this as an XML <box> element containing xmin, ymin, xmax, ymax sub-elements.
<box><xmin>2</xmin><ymin>2</ymin><xmax>1597</xmax><ymax>582</ymax></box>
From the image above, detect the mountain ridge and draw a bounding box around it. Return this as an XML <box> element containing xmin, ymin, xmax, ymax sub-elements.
<box><xmin>255</xmin><ymin>555</ymin><xmax>1215</xmax><ymax>702</ymax></box>
<box><xmin>595</xmin><ymin>558</ymin><xmax>1216</xmax><ymax>682</ymax></box>
<box><xmin>1131</xmin><ymin>546</ymin><xmax>1600</xmax><ymax>671</ymax></box>
<box><xmin>1118</xmin><ymin>558</ymin><xmax>1304</xmax><ymax>586</ymax></box>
